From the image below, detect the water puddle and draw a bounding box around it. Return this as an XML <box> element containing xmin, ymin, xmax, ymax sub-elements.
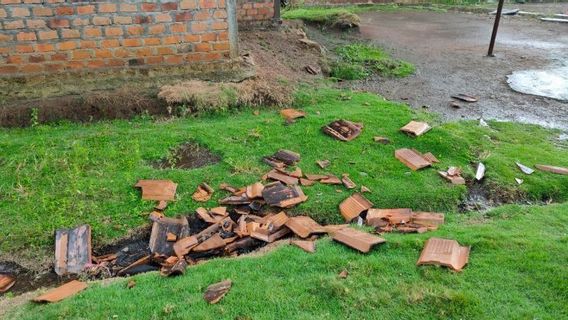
<box><xmin>507</xmin><ymin>66</ymin><xmax>568</xmax><ymax>101</ymax></box>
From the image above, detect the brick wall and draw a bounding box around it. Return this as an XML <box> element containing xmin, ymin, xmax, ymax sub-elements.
<box><xmin>289</xmin><ymin>0</ymin><xmax>407</xmax><ymax>6</ymax></box>
<box><xmin>0</xmin><ymin>0</ymin><xmax>235</xmax><ymax>77</ymax></box>
<box><xmin>237</xmin><ymin>0</ymin><xmax>274</xmax><ymax>25</ymax></box>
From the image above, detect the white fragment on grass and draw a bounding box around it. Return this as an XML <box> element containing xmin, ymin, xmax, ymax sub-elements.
<box><xmin>476</xmin><ymin>163</ymin><xmax>486</xmax><ymax>181</ymax></box>
<box><xmin>516</xmin><ymin>162</ymin><xmax>535</xmax><ymax>175</ymax></box>
<box><xmin>515</xmin><ymin>178</ymin><xmax>524</xmax><ymax>185</ymax></box>
<box><xmin>479</xmin><ymin>118</ymin><xmax>489</xmax><ymax>127</ymax></box>
<box><xmin>507</xmin><ymin>67</ymin><xmax>568</xmax><ymax>101</ymax></box>
<box><xmin>357</xmin><ymin>216</ymin><xmax>364</xmax><ymax>227</ymax></box>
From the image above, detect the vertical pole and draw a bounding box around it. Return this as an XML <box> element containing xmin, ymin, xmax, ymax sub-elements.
<box><xmin>226</xmin><ymin>0</ymin><xmax>239</xmax><ymax>58</ymax></box>
<box><xmin>273</xmin><ymin>0</ymin><xmax>281</xmax><ymax>24</ymax></box>
<box><xmin>487</xmin><ymin>0</ymin><xmax>505</xmax><ymax>57</ymax></box>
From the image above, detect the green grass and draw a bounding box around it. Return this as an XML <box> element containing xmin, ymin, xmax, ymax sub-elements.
<box><xmin>332</xmin><ymin>44</ymin><xmax>415</xmax><ymax>79</ymax></box>
<box><xmin>1</xmin><ymin>87</ymin><xmax>567</xmax><ymax>264</ymax></box>
<box><xmin>6</xmin><ymin>202</ymin><xmax>568</xmax><ymax>319</ymax></box>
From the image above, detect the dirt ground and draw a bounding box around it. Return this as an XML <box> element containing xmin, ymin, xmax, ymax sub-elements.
<box><xmin>313</xmin><ymin>6</ymin><xmax>568</xmax><ymax>130</ymax></box>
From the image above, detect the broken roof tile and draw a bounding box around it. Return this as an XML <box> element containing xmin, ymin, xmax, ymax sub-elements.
<box><xmin>54</xmin><ymin>224</ymin><xmax>92</xmax><ymax>276</ymax></box>
<box><xmin>535</xmin><ymin>164</ymin><xmax>568</xmax><ymax>175</ymax></box>
<box><xmin>135</xmin><ymin>180</ymin><xmax>177</xmax><ymax>201</ymax></box>
<box><xmin>219</xmin><ymin>194</ymin><xmax>251</xmax><ymax>205</ymax></box>
<box><xmin>316</xmin><ymin>160</ymin><xmax>330</xmax><ymax>169</ymax></box>
<box><xmin>305</xmin><ymin>174</ymin><xmax>328</xmax><ymax>181</ymax></box>
<box><xmin>33</xmin><ymin>280</ymin><xmax>88</xmax><ymax>303</ymax></box>
<box><xmin>322</xmin><ymin>120</ymin><xmax>363</xmax><ymax>141</ymax></box>
<box><xmin>0</xmin><ymin>274</ymin><xmax>16</xmax><ymax>293</ymax></box>
<box><xmin>192</xmin><ymin>183</ymin><xmax>214</xmax><ymax>202</ymax></box>
<box><xmin>395</xmin><ymin>148</ymin><xmax>432</xmax><ymax>171</ymax></box>
<box><xmin>366</xmin><ymin>208</ymin><xmax>412</xmax><ymax>227</ymax></box>
<box><xmin>263</xmin><ymin>211</ymin><xmax>290</xmax><ymax>230</ymax></box>
<box><xmin>400</xmin><ymin>121</ymin><xmax>431</xmax><ymax>137</ymax></box>
<box><xmin>160</xmin><ymin>258</ymin><xmax>187</xmax><ymax>277</ymax></box>
<box><xmin>192</xmin><ymin>234</ymin><xmax>226</xmax><ymax>252</ymax></box>
<box><xmin>422</xmin><ymin>152</ymin><xmax>440</xmax><ymax>164</ymax></box>
<box><xmin>173</xmin><ymin>236</ymin><xmax>198</xmax><ymax>257</ymax></box>
<box><xmin>149</xmin><ymin>216</ymin><xmax>189</xmax><ymax>256</ymax></box>
<box><xmin>451</xmin><ymin>94</ymin><xmax>478</xmax><ymax>102</ymax></box>
<box><xmin>264</xmin><ymin>150</ymin><xmax>301</xmax><ymax>168</ymax></box>
<box><xmin>154</xmin><ymin>200</ymin><xmax>168</xmax><ymax>211</ymax></box>
<box><xmin>245</xmin><ymin>182</ymin><xmax>265</xmax><ymax>199</ymax></box>
<box><xmin>285</xmin><ymin>216</ymin><xmax>325</xmax><ymax>238</ymax></box>
<box><xmin>439</xmin><ymin>171</ymin><xmax>466</xmax><ymax>185</ymax></box>
<box><xmin>262</xmin><ymin>182</ymin><xmax>307</xmax><ymax>208</ymax></box>
<box><xmin>267</xmin><ymin>169</ymin><xmax>299</xmax><ymax>185</ymax></box>
<box><xmin>291</xmin><ymin>240</ymin><xmax>316</xmax><ymax>253</ymax></box>
<box><xmin>373</xmin><ymin>136</ymin><xmax>391</xmax><ymax>144</ymax></box>
<box><xmin>300</xmin><ymin>178</ymin><xmax>315</xmax><ymax>186</ymax></box>
<box><xmin>204</xmin><ymin>280</ymin><xmax>232</xmax><ymax>304</ymax></box>
<box><xmin>332</xmin><ymin>227</ymin><xmax>386</xmax><ymax>253</ymax></box>
<box><xmin>411</xmin><ymin>212</ymin><xmax>445</xmax><ymax>227</ymax></box>
<box><xmin>251</xmin><ymin>227</ymin><xmax>290</xmax><ymax>243</ymax></box>
<box><xmin>341</xmin><ymin>174</ymin><xmax>356</xmax><ymax>189</ymax></box>
<box><xmin>417</xmin><ymin>238</ymin><xmax>470</xmax><ymax>272</ymax></box>
<box><xmin>339</xmin><ymin>193</ymin><xmax>373</xmax><ymax>222</ymax></box>
<box><xmin>280</xmin><ymin>108</ymin><xmax>306</xmax><ymax>122</ymax></box>
<box><xmin>320</xmin><ymin>174</ymin><xmax>342</xmax><ymax>185</ymax></box>
<box><xmin>360</xmin><ymin>185</ymin><xmax>371</xmax><ymax>193</ymax></box>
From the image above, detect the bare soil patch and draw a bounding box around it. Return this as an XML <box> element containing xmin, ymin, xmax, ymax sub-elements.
<box><xmin>152</xmin><ymin>142</ymin><xmax>221</xmax><ymax>170</ymax></box>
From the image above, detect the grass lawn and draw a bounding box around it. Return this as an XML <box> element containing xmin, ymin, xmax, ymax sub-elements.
<box><xmin>5</xmin><ymin>202</ymin><xmax>568</xmax><ymax>319</ymax></box>
<box><xmin>1</xmin><ymin>88</ymin><xmax>568</xmax><ymax>264</ymax></box>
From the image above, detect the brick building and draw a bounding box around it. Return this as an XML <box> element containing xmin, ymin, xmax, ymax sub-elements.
<box><xmin>0</xmin><ymin>0</ymin><xmax>277</xmax><ymax>77</ymax></box>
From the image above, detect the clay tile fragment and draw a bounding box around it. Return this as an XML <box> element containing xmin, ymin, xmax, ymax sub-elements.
<box><xmin>262</xmin><ymin>182</ymin><xmax>307</xmax><ymax>208</ymax></box>
<box><xmin>366</xmin><ymin>208</ymin><xmax>412</xmax><ymax>227</ymax></box>
<box><xmin>322</xmin><ymin>120</ymin><xmax>363</xmax><ymax>141</ymax></box>
<box><xmin>338</xmin><ymin>270</ymin><xmax>349</xmax><ymax>279</ymax></box>
<box><xmin>395</xmin><ymin>148</ymin><xmax>432</xmax><ymax>171</ymax></box>
<box><xmin>417</xmin><ymin>238</ymin><xmax>470</xmax><ymax>271</ymax></box>
<box><xmin>267</xmin><ymin>169</ymin><xmax>299</xmax><ymax>185</ymax></box>
<box><xmin>251</xmin><ymin>226</ymin><xmax>290</xmax><ymax>243</ymax></box>
<box><xmin>246</xmin><ymin>182</ymin><xmax>265</xmax><ymax>199</ymax></box>
<box><xmin>160</xmin><ymin>259</ymin><xmax>187</xmax><ymax>277</ymax></box>
<box><xmin>291</xmin><ymin>240</ymin><xmax>316</xmax><ymax>253</ymax></box>
<box><xmin>173</xmin><ymin>236</ymin><xmax>198</xmax><ymax>257</ymax></box>
<box><xmin>332</xmin><ymin>227</ymin><xmax>386</xmax><ymax>253</ymax></box>
<box><xmin>55</xmin><ymin>224</ymin><xmax>92</xmax><ymax>276</ymax></box>
<box><xmin>373</xmin><ymin>136</ymin><xmax>391</xmax><ymax>144</ymax></box>
<box><xmin>323</xmin><ymin>224</ymin><xmax>348</xmax><ymax>234</ymax></box>
<box><xmin>439</xmin><ymin>169</ymin><xmax>465</xmax><ymax>185</ymax></box>
<box><xmin>33</xmin><ymin>280</ymin><xmax>88</xmax><ymax>303</ymax></box>
<box><xmin>339</xmin><ymin>193</ymin><xmax>373</xmax><ymax>222</ymax></box>
<box><xmin>280</xmin><ymin>108</ymin><xmax>306</xmax><ymax>122</ymax></box>
<box><xmin>300</xmin><ymin>178</ymin><xmax>315</xmax><ymax>186</ymax></box>
<box><xmin>422</xmin><ymin>152</ymin><xmax>440</xmax><ymax>164</ymax></box>
<box><xmin>154</xmin><ymin>200</ymin><xmax>168</xmax><ymax>211</ymax></box>
<box><xmin>192</xmin><ymin>234</ymin><xmax>226</xmax><ymax>252</ymax></box>
<box><xmin>320</xmin><ymin>174</ymin><xmax>342</xmax><ymax>185</ymax></box>
<box><xmin>305</xmin><ymin>174</ymin><xmax>328</xmax><ymax>181</ymax></box>
<box><xmin>192</xmin><ymin>183</ymin><xmax>214</xmax><ymax>202</ymax></box>
<box><xmin>135</xmin><ymin>180</ymin><xmax>177</xmax><ymax>201</ymax></box>
<box><xmin>149</xmin><ymin>216</ymin><xmax>189</xmax><ymax>256</ymax></box>
<box><xmin>400</xmin><ymin>121</ymin><xmax>431</xmax><ymax>137</ymax></box>
<box><xmin>360</xmin><ymin>185</ymin><xmax>371</xmax><ymax>193</ymax></box>
<box><xmin>0</xmin><ymin>274</ymin><xmax>16</xmax><ymax>293</ymax></box>
<box><xmin>411</xmin><ymin>212</ymin><xmax>445</xmax><ymax>227</ymax></box>
<box><xmin>535</xmin><ymin>164</ymin><xmax>568</xmax><ymax>175</ymax></box>
<box><xmin>316</xmin><ymin>160</ymin><xmax>330</xmax><ymax>169</ymax></box>
<box><xmin>219</xmin><ymin>183</ymin><xmax>238</xmax><ymax>194</ymax></box>
<box><xmin>219</xmin><ymin>194</ymin><xmax>251</xmax><ymax>205</ymax></box>
<box><xmin>166</xmin><ymin>233</ymin><xmax>177</xmax><ymax>242</ymax></box>
<box><xmin>285</xmin><ymin>216</ymin><xmax>324</xmax><ymax>238</ymax></box>
<box><xmin>263</xmin><ymin>149</ymin><xmax>301</xmax><ymax>168</ymax></box>
<box><xmin>341</xmin><ymin>174</ymin><xmax>356</xmax><ymax>189</ymax></box>
<box><xmin>451</xmin><ymin>94</ymin><xmax>478</xmax><ymax>102</ymax></box>
<box><xmin>204</xmin><ymin>280</ymin><xmax>232</xmax><ymax>304</ymax></box>
<box><xmin>149</xmin><ymin>211</ymin><xmax>164</xmax><ymax>222</ymax></box>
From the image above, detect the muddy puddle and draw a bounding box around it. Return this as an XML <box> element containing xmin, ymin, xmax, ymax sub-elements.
<box><xmin>152</xmin><ymin>142</ymin><xmax>221</xmax><ymax>170</ymax></box>
<box><xmin>507</xmin><ymin>66</ymin><xmax>568</xmax><ymax>101</ymax></box>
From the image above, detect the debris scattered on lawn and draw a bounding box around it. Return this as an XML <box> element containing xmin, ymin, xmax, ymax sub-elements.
<box><xmin>400</xmin><ymin>121</ymin><xmax>431</xmax><ymax>137</ymax></box>
<box><xmin>0</xmin><ymin>274</ymin><xmax>16</xmax><ymax>293</ymax></box>
<box><xmin>267</xmin><ymin>169</ymin><xmax>299</xmax><ymax>185</ymax></box>
<box><xmin>479</xmin><ymin>118</ymin><xmax>489</xmax><ymax>127</ymax></box>
<box><xmin>127</xmin><ymin>279</ymin><xmax>136</xmax><ymax>289</ymax></box>
<box><xmin>149</xmin><ymin>216</ymin><xmax>190</xmax><ymax>256</ymax></box>
<box><xmin>332</xmin><ymin>227</ymin><xmax>386</xmax><ymax>253</ymax></box>
<box><xmin>316</xmin><ymin>160</ymin><xmax>330</xmax><ymax>169</ymax></box>
<box><xmin>192</xmin><ymin>183</ymin><xmax>214</xmax><ymax>202</ymax></box>
<box><xmin>516</xmin><ymin>162</ymin><xmax>534</xmax><ymax>175</ymax></box>
<box><xmin>449</xmin><ymin>100</ymin><xmax>461</xmax><ymax>109</ymax></box>
<box><xmin>417</xmin><ymin>238</ymin><xmax>470</xmax><ymax>272</ymax></box>
<box><xmin>422</xmin><ymin>152</ymin><xmax>439</xmax><ymax>164</ymax></box>
<box><xmin>338</xmin><ymin>270</ymin><xmax>349</xmax><ymax>279</ymax></box>
<box><xmin>320</xmin><ymin>174</ymin><xmax>342</xmax><ymax>185</ymax></box>
<box><xmin>135</xmin><ymin>180</ymin><xmax>177</xmax><ymax>201</ymax></box>
<box><xmin>55</xmin><ymin>225</ymin><xmax>92</xmax><ymax>276</ymax></box>
<box><xmin>373</xmin><ymin>136</ymin><xmax>391</xmax><ymax>144</ymax></box>
<box><xmin>395</xmin><ymin>148</ymin><xmax>432</xmax><ymax>171</ymax></box>
<box><xmin>262</xmin><ymin>181</ymin><xmax>308</xmax><ymax>208</ymax></box>
<box><xmin>291</xmin><ymin>240</ymin><xmax>316</xmax><ymax>253</ymax></box>
<box><xmin>339</xmin><ymin>193</ymin><xmax>373</xmax><ymax>222</ymax></box>
<box><xmin>490</xmin><ymin>8</ymin><xmax>519</xmax><ymax>15</ymax></box>
<box><xmin>360</xmin><ymin>185</ymin><xmax>371</xmax><ymax>193</ymax></box>
<box><xmin>451</xmin><ymin>94</ymin><xmax>478</xmax><ymax>103</ymax></box>
<box><xmin>305</xmin><ymin>65</ymin><xmax>321</xmax><ymax>75</ymax></box>
<box><xmin>515</xmin><ymin>178</ymin><xmax>524</xmax><ymax>185</ymax></box>
<box><xmin>33</xmin><ymin>280</ymin><xmax>88</xmax><ymax>303</ymax></box>
<box><xmin>439</xmin><ymin>167</ymin><xmax>466</xmax><ymax>185</ymax></box>
<box><xmin>367</xmin><ymin>209</ymin><xmax>444</xmax><ymax>233</ymax></box>
<box><xmin>476</xmin><ymin>163</ymin><xmax>486</xmax><ymax>181</ymax></box>
<box><xmin>155</xmin><ymin>200</ymin><xmax>168</xmax><ymax>211</ymax></box>
<box><xmin>263</xmin><ymin>149</ymin><xmax>301</xmax><ymax>168</ymax></box>
<box><xmin>280</xmin><ymin>108</ymin><xmax>306</xmax><ymax>123</ymax></box>
<box><xmin>286</xmin><ymin>216</ymin><xmax>325</xmax><ymax>238</ymax></box>
<box><xmin>535</xmin><ymin>164</ymin><xmax>568</xmax><ymax>175</ymax></box>
<box><xmin>341</xmin><ymin>174</ymin><xmax>356</xmax><ymax>189</ymax></box>
<box><xmin>204</xmin><ymin>279</ymin><xmax>232</xmax><ymax>304</ymax></box>
<box><xmin>322</xmin><ymin>120</ymin><xmax>363</xmax><ymax>141</ymax></box>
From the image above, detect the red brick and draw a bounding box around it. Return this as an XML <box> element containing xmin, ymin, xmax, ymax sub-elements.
<box><xmin>141</xmin><ymin>3</ymin><xmax>158</xmax><ymax>11</ymax></box>
<box><xmin>77</xmin><ymin>5</ymin><xmax>95</xmax><ymax>15</ymax></box>
<box><xmin>170</xmin><ymin>23</ymin><xmax>186</xmax><ymax>33</ymax></box>
<box><xmin>0</xmin><ymin>34</ymin><xmax>13</xmax><ymax>42</ymax></box>
<box><xmin>48</xmin><ymin>18</ymin><xmax>70</xmax><ymax>28</ymax></box>
<box><xmin>179</xmin><ymin>0</ymin><xmax>197</xmax><ymax>9</ymax></box>
<box><xmin>98</xmin><ymin>3</ymin><xmax>117</xmax><ymax>13</ymax></box>
<box><xmin>93</xmin><ymin>16</ymin><xmax>111</xmax><ymax>26</ymax></box>
<box><xmin>218</xmin><ymin>31</ymin><xmax>228</xmax><ymax>41</ymax></box>
<box><xmin>11</xmin><ymin>7</ymin><xmax>30</xmax><ymax>17</ymax></box>
<box><xmin>213</xmin><ymin>10</ymin><xmax>227</xmax><ymax>19</ymax></box>
<box><xmin>2</xmin><ymin>0</ymin><xmax>20</xmax><ymax>3</ymax></box>
<box><xmin>218</xmin><ymin>0</ymin><xmax>226</xmax><ymax>9</ymax></box>
<box><xmin>36</xmin><ymin>43</ymin><xmax>55</xmax><ymax>52</ymax></box>
<box><xmin>33</xmin><ymin>7</ymin><xmax>53</xmax><ymax>16</ymax></box>
<box><xmin>175</xmin><ymin>12</ymin><xmax>192</xmax><ymax>22</ymax></box>
<box><xmin>136</xmin><ymin>47</ymin><xmax>154</xmax><ymax>57</ymax></box>
<box><xmin>200</xmin><ymin>33</ymin><xmax>216</xmax><ymax>41</ymax></box>
<box><xmin>50</xmin><ymin>52</ymin><xmax>68</xmax><ymax>61</ymax></box>
<box><xmin>55</xmin><ymin>6</ymin><xmax>74</xmax><ymax>15</ymax></box>
<box><xmin>57</xmin><ymin>41</ymin><xmax>77</xmax><ymax>51</ymax></box>
<box><xmin>113</xmin><ymin>16</ymin><xmax>132</xmax><ymax>24</ymax></box>
<box><xmin>17</xmin><ymin>32</ymin><xmax>37</xmax><ymax>41</ymax></box>
<box><xmin>84</xmin><ymin>27</ymin><xmax>102</xmax><ymax>37</ymax></box>
<box><xmin>94</xmin><ymin>49</ymin><xmax>113</xmax><ymax>58</ymax></box>
<box><xmin>101</xmin><ymin>39</ymin><xmax>120</xmax><ymax>48</ymax></box>
<box><xmin>194</xmin><ymin>11</ymin><xmax>210</xmax><ymax>20</ymax></box>
<box><xmin>0</xmin><ymin>8</ymin><xmax>7</xmax><ymax>18</ymax></box>
<box><xmin>72</xmin><ymin>49</ymin><xmax>92</xmax><ymax>60</ymax></box>
<box><xmin>203</xmin><ymin>52</ymin><xmax>222</xmax><ymax>61</ymax></box>
<box><xmin>161</xmin><ymin>2</ymin><xmax>178</xmax><ymax>10</ymax></box>
<box><xmin>28</xmin><ymin>54</ymin><xmax>45</xmax><ymax>63</ymax></box>
<box><xmin>185</xmin><ymin>53</ymin><xmax>203</xmax><ymax>62</ymax></box>
<box><xmin>212</xmin><ymin>21</ymin><xmax>227</xmax><ymax>30</ymax></box>
<box><xmin>80</xmin><ymin>40</ymin><xmax>97</xmax><ymax>49</ymax></box>
<box><xmin>143</xmin><ymin>38</ymin><xmax>161</xmax><ymax>46</ymax></box>
<box><xmin>162</xmin><ymin>36</ymin><xmax>180</xmax><ymax>45</ymax></box>
<box><xmin>120</xmin><ymin>3</ymin><xmax>137</xmax><ymax>12</ymax></box>
<box><xmin>146</xmin><ymin>56</ymin><xmax>163</xmax><ymax>64</ymax></box>
<box><xmin>38</xmin><ymin>30</ymin><xmax>58</xmax><ymax>40</ymax></box>
<box><xmin>148</xmin><ymin>24</ymin><xmax>165</xmax><ymax>35</ymax></box>
<box><xmin>122</xmin><ymin>39</ymin><xmax>142</xmax><ymax>47</ymax></box>
<box><xmin>133</xmin><ymin>15</ymin><xmax>151</xmax><ymax>24</ymax></box>
<box><xmin>213</xmin><ymin>42</ymin><xmax>230</xmax><ymax>51</ymax></box>
<box><xmin>200</xmin><ymin>0</ymin><xmax>217</xmax><ymax>9</ymax></box>
<box><xmin>4</xmin><ymin>20</ymin><xmax>25</xmax><ymax>30</ymax></box>
<box><xmin>72</xmin><ymin>18</ymin><xmax>90</xmax><ymax>26</ymax></box>
<box><xmin>0</xmin><ymin>47</ymin><xmax>10</xmax><ymax>55</ymax></box>
<box><xmin>107</xmin><ymin>59</ymin><xmax>125</xmax><ymax>67</ymax></box>
<box><xmin>194</xmin><ymin>43</ymin><xmax>210</xmax><ymax>52</ymax></box>
<box><xmin>66</xmin><ymin>61</ymin><xmax>85</xmax><ymax>69</ymax></box>
<box><xmin>113</xmin><ymin>48</ymin><xmax>130</xmax><ymax>58</ymax></box>
<box><xmin>154</xmin><ymin>13</ymin><xmax>172</xmax><ymax>23</ymax></box>
<box><xmin>191</xmin><ymin>22</ymin><xmax>208</xmax><ymax>33</ymax></box>
<box><xmin>45</xmin><ymin>63</ymin><xmax>65</xmax><ymax>73</ymax></box>
<box><xmin>156</xmin><ymin>46</ymin><xmax>175</xmax><ymax>55</ymax></box>
<box><xmin>104</xmin><ymin>27</ymin><xmax>123</xmax><ymax>37</ymax></box>
<box><xmin>184</xmin><ymin>34</ymin><xmax>200</xmax><ymax>42</ymax></box>
<box><xmin>16</xmin><ymin>45</ymin><xmax>34</xmax><ymax>53</ymax></box>
<box><xmin>61</xmin><ymin>29</ymin><xmax>80</xmax><ymax>39</ymax></box>
<box><xmin>0</xmin><ymin>66</ymin><xmax>18</xmax><ymax>74</ymax></box>
<box><xmin>6</xmin><ymin>55</ymin><xmax>24</xmax><ymax>64</ymax></box>
<box><xmin>26</xmin><ymin>19</ymin><xmax>46</xmax><ymax>28</ymax></box>
<box><xmin>127</xmin><ymin>25</ymin><xmax>144</xmax><ymax>35</ymax></box>
<box><xmin>21</xmin><ymin>64</ymin><xmax>44</xmax><ymax>74</ymax></box>
<box><xmin>86</xmin><ymin>60</ymin><xmax>105</xmax><ymax>68</ymax></box>
<box><xmin>164</xmin><ymin>55</ymin><xmax>183</xmax><ymax>64</ymax></box>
